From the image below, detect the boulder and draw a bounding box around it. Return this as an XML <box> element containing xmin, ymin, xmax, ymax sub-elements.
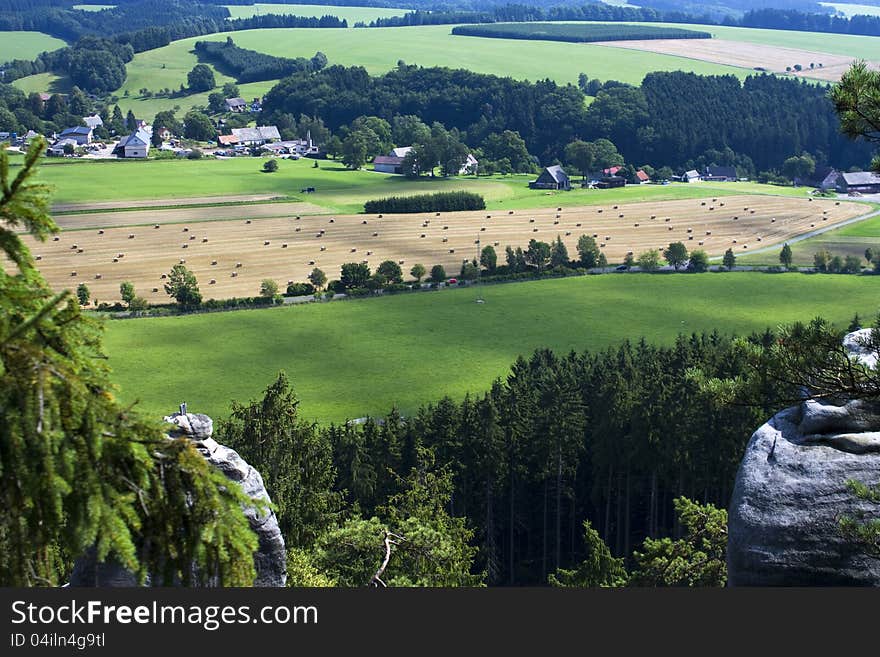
<box><xmin>728</xmin><ymin>331</ymin><xmax>880</xmax><ymax>586</ymax></box>
<box><xmin>69</xmin><ymin>409</ymin><xmax>286</xmax><ymax>587</ymax></box>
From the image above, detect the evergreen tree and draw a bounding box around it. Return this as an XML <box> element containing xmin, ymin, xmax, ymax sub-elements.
<box><xmin>780</xmin><ymin>243</ymin><xmax>794</xmax><ymax>268</ymax></box>
<box><xmin>0</xmin><ymin>139</ymin><xmax>258</xmax><ymax>587</ymax></box>
<box><xmin>550</xmin><ymin>235</ymin><xmax>570</xmax><ymax>267</ymax></box>
<box><xmin>548</xmin><ymin>520</ymin><xmax>627</xmax><ymax>587</ymax></box>
<box><xmin>723</xmin><ymin>248</ymin><xmax>737</xmax><ymax>271</ymax></box>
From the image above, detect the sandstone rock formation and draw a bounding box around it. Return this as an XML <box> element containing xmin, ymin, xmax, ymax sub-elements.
<box><xmin>728</xmin><ymin>329</ymin><xmax>880</xmax><ymax>586</ymax></box>
<box><xmin>69</xmin><ymin>408</ymin><xmax>286</xmax><ymax>587</ymax></box>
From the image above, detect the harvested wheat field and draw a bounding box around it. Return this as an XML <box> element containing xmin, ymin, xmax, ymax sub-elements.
<box><xmin>597</xmin><ymin>38</ymin><xmax>876</xmax><ymax>81</ymax></box>
<box><xmin>16</xmin><ymin>195</ymin><xmax>867</xmax><ymax>304</ymax></box>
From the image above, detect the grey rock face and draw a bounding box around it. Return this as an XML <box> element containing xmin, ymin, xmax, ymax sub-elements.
<box><xmin>69</xmin><ymin>410</ymin><xmax>286</xmax><ymax>587</ymax></box>
<box><xmin>728</xmin><ymin>331</ymin><xmax>880</xmax><ymax>586</ymax></box>
<box><xmin>165</xmin><ymin>411</ymin><xmax>287</xmax><ymax>587</ymax></box>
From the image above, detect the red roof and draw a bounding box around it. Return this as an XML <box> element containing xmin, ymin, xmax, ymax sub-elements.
<box><xmin>603</xmin><ymin>165</ymin><xmax>622</xmax><ymax>175</ymax></box>
<box><xmin>636</xmin><ymin>169</ymin><xmax>650</xmax><ymax>181</ymax></box>
<box><xmin>218</xmin><ymin>134</ymin><xmax>239</xmax><ymax>146</ymax></box>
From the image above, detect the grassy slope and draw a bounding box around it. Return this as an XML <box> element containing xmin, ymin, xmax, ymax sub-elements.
<box><xmin>102</xmin><ymin>272</ymin><xmax>880</xmax><ymax>424</ymax></box>
<box><xmin>223</xmin><ymin>4</ymin><xmax>409</xmax><ymax>22</ymax></box>
<box><xmin>33</xmin><ymin>156</ymin><xmax>815</xmax><ymax>211</ymax></box>
<box><xmin>0</xmin><ymin>32</ymin><xmax>66</xmax><ymax>62</ymax></box>
<box><xmin>17</xmin><ymin>20</ymin><xmax>874</xmax><ymax>117</ymax></box>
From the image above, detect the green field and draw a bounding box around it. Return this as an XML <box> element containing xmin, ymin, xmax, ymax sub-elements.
<box><xmin>0</xmin><ymin>31</ymin><xmax>66</xmax><ymax>62</ymax></box>
<box><xmin>17</xmin><ymin>20</ymin><xmax>875</xmax><ymax>119</ymax></box>
<box><xmin>32</xmin><ymin>156</ymin><xmax>816</xmax><ymax>212</ymax></box>
<box><xmin>223</xmin><ymin>3</ymin><xmax>409</xmax><ymax>22</ymax></box>
<box><xmin>101</xmin><ymin>272</ymin><xmax>880</xmax><ymax>424</ymax></box>
<box><xmin>82</xmin><ymin>24</ymin><xmax>750</xmax><ymax>118</ymax></box>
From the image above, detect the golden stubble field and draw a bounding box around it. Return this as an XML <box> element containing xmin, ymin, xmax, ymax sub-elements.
<box><xmin>597</xmin><ymin>38</ymin><xmax>877</xmax><ymax>82</ymax></box>
<box><xmin>17</xmin><ymin>195</ymin><xmax>867</xmax><ymax>304</ymax></box>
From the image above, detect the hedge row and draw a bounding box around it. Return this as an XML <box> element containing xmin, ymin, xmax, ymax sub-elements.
<box><xmin>451</xmin><ymin>23</ymin><xmax>711</xmax><ymax>43</ymax></box>
<box><xmin>363</xmin><ymin>191</ymin><xmax>486</xmax><ymax>214</ymax></box>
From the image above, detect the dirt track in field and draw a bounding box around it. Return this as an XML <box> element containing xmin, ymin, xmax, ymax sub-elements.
<box><xmin>596</xmin><ymin>38</ymin><xmax>877</xmax><ymax>81</ymax></box>
<box><xmin>52</xmin><ymin>194</ymin><xmax>292</xmax><ymax>213</ymax></box>
<box><xmin>19</xmin><ymin>195</ymin><xmax>866</xmax><ymax>304</ymax></box>
<box><xmin>50</xmin><ymin>201</ymin><xmax>327</xmax><ymax>230</ymax></box>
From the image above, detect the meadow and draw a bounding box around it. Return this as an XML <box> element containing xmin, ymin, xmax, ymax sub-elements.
<box><xmin>34</xmin><ymin>156</ymin><xmax>817</xmax><ymax>211</ymax></box>
<box><xmin>0</xmin><ymin>31</ymin><xmax>66</xmax><ymax>62</ymax></box>
<box><xmin>101</xmin><ymin>272</ymin><xmax>880</xmax><ymax>424</ymax></box>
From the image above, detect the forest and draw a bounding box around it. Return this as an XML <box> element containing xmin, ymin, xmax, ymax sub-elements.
<box><xmin>261</xmin><ymin>65</ymin><xmax>873</xmax><ymax>174</ymax></box>
<box><xmin>194</xmin><ymin>38</ymin><xmax>324</xmax><ymax>84</ymax></box>
<box><xmin>450</xmin><ymin>23</ymin><xmax>711</xmax><ymax>44</ymax></box>
<box><xmin>214</xmin><ymin>332</ymin><xmax>775</xmax><ymax>586</ymax></box>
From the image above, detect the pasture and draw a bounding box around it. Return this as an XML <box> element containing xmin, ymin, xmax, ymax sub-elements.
<box><xmin>33</xmin><ymin>157</ymin><xmax>815</xmax><ymax>210</ymax></box>
<box><xmin>100</xmin><ymin>272</ymin><xmax>880</xmax><ymax>424</ymax></box>
<box><xmin>23</xmin><ymin>195</ymin><xmax>866</xmax><ymax>304</ymax></box>
<box><xmin>0</xmin><ymin>32</ymin><xmax>67</xmax><ymax>62</ymax></box>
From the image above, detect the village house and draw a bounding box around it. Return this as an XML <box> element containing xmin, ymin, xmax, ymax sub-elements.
<box><xmin>703</xmin><ymin>165</ymin><xmax>737</xmax><ymax>182</ymax></box>
<box><xmin>814</xmin><ymin>167</ymin><xmax>841</xmax><ymax>191</ymax></box>
<box><xmin>635</xmin><ymin>169</ymin><xmax>650</xmax><ymax>184</ymax></box>
<box><xmin>230</xmin><ymin>125</ymin><xmax>281</xmax><ymax>146</ymax></box>
<box><xmin>596</xmin><ymin>175</ymin><xmax>626</xmax><ymax>189</ymax></box>
<box><xmin>836</xmin><ymin>171</ymin><xmax>880</xmax><ymax>194</ymax></box>
<box><xmin>57</xmin><ymin>126</ymin><xmax>93</xmax><ymax>145</ymax></box>
<box><xmin>225</xmin><ymin>97</ymin><xmax>247</xmax><ymax>112</ymax></box>
<box><xmin>373</xmin><ymin>147</ymin><xmax>477</xmax><ymax>175</ymax></box>
<box><xmin>114</xmin><ymin>126</ymin><xmax>152</xmax><ymax>158</ymax></box>
<box><xmin>529</xmin><ymin>165</ymin><xmax>571</xmax><ymax>190</ymax></box>
<box><xmin>681</xmin><ymin>169</ymin><xmax>701</xmax><ymax>183</ymax></box>
<box><xmin>46</xmin><ymin>138</ymin><xmax>79</xmax><ymax>156</ymax></box>
<box><xmin>154</xmin><ymin>126</ymin><xmax>173</xmax><ymax>142</ymax></box>
<box><xmin>83</xmin><ymin>114</ymin><xmax>103</xmax><ymax>130</ymax></box>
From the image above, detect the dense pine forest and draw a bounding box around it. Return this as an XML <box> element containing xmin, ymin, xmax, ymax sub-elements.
<box><xmin>216</xmin><ymin>332</ymin><xmax>775</xmax><ymax>585</ymax></box>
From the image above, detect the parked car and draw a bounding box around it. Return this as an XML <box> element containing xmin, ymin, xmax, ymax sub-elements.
<box><xmin>615</xmin><ymin>265</ymin><xmax>628</xmax><ymax>271</ymax></box>
<box><xmin>447</xmin><ymin>278</ymin><xmax>458</xmax><ymax>284</ymax></box>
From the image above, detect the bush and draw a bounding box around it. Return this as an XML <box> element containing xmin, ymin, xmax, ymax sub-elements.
<box><xmin>263</xmin><ymin>159</ymin><xmax>279</xmax><ymax>173</ymax></box>
<box><xmin>364</xmin><ymin>191</ymin><xmax>485</xmax><ymax>214</ymax></box>
<box><xmin>285</xmin><ymin>282</ymin><xmax>316</xmax><ymax>296</ymax></box>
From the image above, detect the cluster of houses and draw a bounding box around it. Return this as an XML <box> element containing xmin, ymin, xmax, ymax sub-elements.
<box><xmin>373</xmin><ymin>147</ymin><xmax>479</xmax><ymax>175</ymax></box>
<box><xmin>215</xmin><ymin>125</ymin><xmax>320</xmax><ymax>158</ymax></box>
<box><xmin>528</xmin><ymin>165</ymin><xmax>653</xmax><ymax>191</ymax></box>
<box><xmin>815</xmin><ymin>168</ymin><xmax>880</xmax><ymax>195</ymax></box>
<box><xmin>40</xmin><ymin>113</ymin><xmax>158</xmax><ymax>159</ymax></box>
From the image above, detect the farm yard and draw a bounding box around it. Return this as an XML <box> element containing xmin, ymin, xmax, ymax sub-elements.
<box><xmin>101</xmin><ymin>272</ymin><xmax>880</xmax><ymax>424</ymax></box>
<box><xmin>22</xmin><ymin>195</ymin><xmax>867</xmax><ymax>304</ymax></box>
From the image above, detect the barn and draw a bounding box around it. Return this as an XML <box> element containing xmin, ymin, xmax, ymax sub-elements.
<box><xmin>529</xmin><ymin>165</ymin><xmax>571</xmax><ymax>190</ymax></box>
<box><xmin>837</xmin><ymin>171</ymin><xmax>880</xmax><ymax>194</ymax></box>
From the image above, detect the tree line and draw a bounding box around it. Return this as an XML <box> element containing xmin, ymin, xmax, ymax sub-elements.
<box><xmin>194</xmin><ymin>38</ymin><xmax>327</xmax><ymax>84</ymax></box>
<box><xmin>364</xmin><ymin>191</ymin><xmax>486</xmax><ymax>214</ymax></box>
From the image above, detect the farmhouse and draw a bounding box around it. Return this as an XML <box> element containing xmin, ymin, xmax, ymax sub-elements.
<box><xmin>530</xmin><ymin>165</ymin><xmax>571</xmax><ymax>190</ymax></box>
<box><xmin>114</xmin><ymin>127</ymin><xmax>151</xmax><ymax>158</ymax></box>
<box><xmin>460</xmin><ymin>152</ymin><xmax>479</xmax><ymax>175</ymax></box>
<box><xmin>681</xmin><ymin>169</ymin><xmax>701</xmax><ymax>183</ymax></box>
<box><xmin>58</xmin><ymin>126</ymin><xmax>93</xmax><ymax>145</ymax></box>
<box><xmin>155</xmin><ymin>126</ymin><xmax>173</xmax><ymax>142</ymax></box>
<box><xmin>596</xmin><ymin>175</ymin><xmax>626</xmax><ymax>189</ymax></box>
<box><xmin>46</xmin><ymin>138</ymin><xmax>78</xmax><ymax>156</ymax></box>
<box><xmin>837</xmin><ymin>171</ymin><xmax>880</xmax><ymax>194</ymax></box>
<box><xmin>813</xmin><ymin>167</ymin><xmax>841</xmax><ymax>191</ymax></box>
<box><xmin>230</xmin><ymin>125</ymin><xmax>281</xmax><ymax>145</ymax></box>
<box><xmin>225</xmin><ymin>97</ymin><xmax>248</xmax><ymax>112</ymax></box>
<box><xmin>635</xmin><ymin>169</ymin><xmax>650</xmax><ymax>184</ymax></box>
<box><xmin>703</xmin><ymin>165</ymin><xmax>736</xmax><ymax>182</ymax></box>
<box><xmin>83</xmin><ymin>114</ymin><xmax>103</xmax><ymax>130</ymax></box>
<box><xmin>373</xmin><ymin>155</ymin><xmax>405</xmax><ymax>174</ymax></box>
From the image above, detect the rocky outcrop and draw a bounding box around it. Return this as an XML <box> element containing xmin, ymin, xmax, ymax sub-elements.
<box><xmin>728</xmin><ymin>330</ymin><xmax>880</xmax><ymax>586</ymax></box>
<box><xmin>69</xmin><ymin>408</ymin><xmax>286</xmax><ymax>587</ymax></box>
